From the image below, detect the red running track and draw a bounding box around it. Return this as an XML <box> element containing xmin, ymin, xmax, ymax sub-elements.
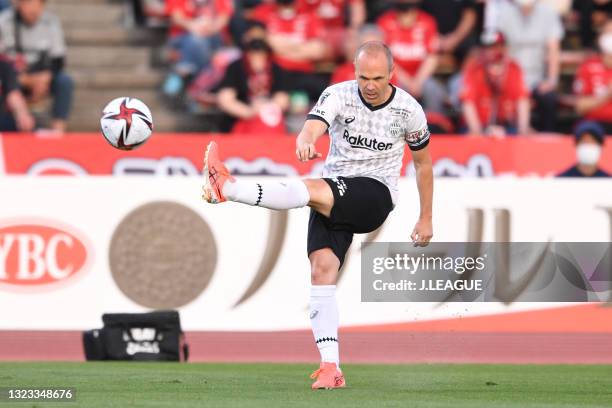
<box><xmin>1</xmin><ymin>331</ymin><xmax>612</xmax><ymax>364</ymax></box>
<box><xmin>2</xmin><ymin>305</ymin><xmax>612</xmax><ymax>363</ymax></box>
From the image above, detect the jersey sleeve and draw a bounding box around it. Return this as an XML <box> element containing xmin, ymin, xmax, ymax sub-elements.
<box><xmin>404</xmin><ymin>104</ymin><xmax>430</xmax><ymax>151</ymax></box>
<box><xmin>307</xmin><ymin>86</ymin><xmax>342</xmax><ymax>128</ymax></box>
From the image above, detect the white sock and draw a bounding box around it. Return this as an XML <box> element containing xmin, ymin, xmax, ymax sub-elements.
<box><xmin>310</xmin><ymin>285</ymin><xmax>339</xmax><ymax>368</ymax></box>
<box><xmin>222</xmin><ymin>179</ymin><xmax>310</xmax><ymax>210</ymax></box>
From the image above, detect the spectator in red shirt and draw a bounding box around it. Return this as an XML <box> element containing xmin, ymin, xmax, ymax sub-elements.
<box><xmin>460</xmin><ymin>32</ymin><xmax>530</xmax><ymax>136</ymax></box>
<box><xmin>299</xmin><ymin>0</ymin><xmax>366</xmax><ymax>57</ymax></box>
<box><xmin>575</xmin><ymin>19</ymin><xmax>612</xmax><ymax>133</ymax></box>
<box><xmin>299</xmin><ymin>0</ymin><xmax>364</xmax><ymax>28</ymax></box>
<box><xmin>252</xmin><ymin>0</ymin><xmax>328</xmax><ymax>101</ymax></box>
<box><xmin>162</xmin><ymin>0</ymin><xmax>233</xmax><ymax>96</ymax></box>
<box><xmin>377</xmin><ymin>0</ymin><xmax>446</xmax><ymax>113</ymax></box>
<box><xmin>330</xmin><ymin>24</ymin><xmax>384</xmax><ymax>85</ymax></box>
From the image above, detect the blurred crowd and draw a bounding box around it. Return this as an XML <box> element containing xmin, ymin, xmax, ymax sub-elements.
<box><xmin>129</xmin><ymin>0</ymin><xmax>612</xmax><ymax>138</ymax></box>
<box><xmin>1</xmin><ymin>0</ymin><xmax>612</xmax><ymax>142</ymax></box>
<box><xmin>0</xmin><ymin>0</ymin><xmax>72</xmax><ymax>133</ymax></box>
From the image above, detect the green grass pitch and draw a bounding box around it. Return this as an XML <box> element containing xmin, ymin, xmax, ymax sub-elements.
<box><xmin>1</xmin><ymin>362</ymin><xmax>611</xmax><ymax>407</ymax></box>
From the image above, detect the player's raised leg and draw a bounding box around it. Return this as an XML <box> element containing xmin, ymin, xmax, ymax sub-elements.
<box><xmin>202</xmin><ymin>141</ymin><xmax>334</xmax><ymax>214</ymax></box>
<box><xmin>308</xmin><ymin>248</ymin><xmax>345</xmax><ymax>389</ymax></box>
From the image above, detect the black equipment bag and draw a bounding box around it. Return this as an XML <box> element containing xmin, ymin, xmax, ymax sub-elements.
<box><xmin>82</xmin><ymin>310</ymin><xmax>189</xmax><ymax>362</ymax></box>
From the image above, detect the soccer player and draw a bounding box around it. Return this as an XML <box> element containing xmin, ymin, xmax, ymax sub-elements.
<box><xmin>202</xmin><ymin>41</ymin><xmax>434</xmax><ymax>389</ymax></box>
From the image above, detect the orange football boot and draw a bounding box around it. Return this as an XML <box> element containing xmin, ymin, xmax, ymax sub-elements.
<box><xmin>202</xmin><ymin>141</ymin><xmax>235</xmax><ymax>203</ymax></box>
<box><xmin>310</xmin><ymin>362</ymin><xmax>346</xmax><ymax>390</ymax></box>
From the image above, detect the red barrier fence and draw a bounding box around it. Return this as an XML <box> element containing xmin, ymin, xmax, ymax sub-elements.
<box><xmin>1</xmin><ymin>133</ymin><xmax>610</xmax><ymax>177</ymax></box>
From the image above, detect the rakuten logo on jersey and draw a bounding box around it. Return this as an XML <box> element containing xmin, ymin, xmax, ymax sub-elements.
<box><xmin>0</xmin><ymin>222</ymin><xmax>91</xmax><ymax>288</ymax></box>
<box><xmin>343</xmin><ymin>130</ymin><xmax>392</xmax><ymax>152</ymax></box>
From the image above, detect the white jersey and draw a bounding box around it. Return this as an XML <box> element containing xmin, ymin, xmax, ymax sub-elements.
<box><xmin>307</xmin><ymin>80</ymin><xmax>430</xmax><ymax>203</ymax></box>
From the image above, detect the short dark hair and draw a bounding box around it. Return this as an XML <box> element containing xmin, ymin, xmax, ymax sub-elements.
<box><xmin>574</xmin><ymin>120</ymin><xmax>605</xmax><ymax>145</ymax></box>
<box><xmin>354</xmin><ymin>41</ymin><xmax>394</xmax><ymax>73</ymax></box>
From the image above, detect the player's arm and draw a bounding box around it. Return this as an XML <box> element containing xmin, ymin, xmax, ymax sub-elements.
<box><xmin>296</xmin><ymin>119</ymin><xmax>327</xmax><ymax>162</ymax></box>
<box><xmin>411</xmin><ymin>145</ymin><xmax>433</xmax><ymax>246</ymax></box>
<box><xmin>405</xmin><ymin>104</ymin><xmax>433</xmax><ymax>246</ymax></box>
<box><xmin>297</xmin><ymin>87</ymin><xmax>341</xmax><ymax>161</ymax></box>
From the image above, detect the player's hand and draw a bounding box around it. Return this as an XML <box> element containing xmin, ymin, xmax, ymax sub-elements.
<box><xmin>296</xmin><ymin>141</ymin><xmax>322</xmax><ymax>162</ymax></box>
<box><xmin>411</xmin><ymin>218</ymin><xmax>433</xmax><ymax>247</ymax></box>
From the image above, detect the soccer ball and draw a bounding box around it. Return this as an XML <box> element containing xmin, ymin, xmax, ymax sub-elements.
<box><xmin>100</xmin><ymin>97</ymin><xmax>153</xmax><ymax>150</ymax></box>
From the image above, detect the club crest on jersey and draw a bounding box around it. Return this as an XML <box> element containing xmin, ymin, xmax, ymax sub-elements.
<box><xmin>390</xmin><ymin>122</ymin><xmax>402</xmax><ymax>136</ymax></box>
<box><xmin>343</xmin><ymin>129</ymin><xmax>392</xmax><ymax>151</ymax></box>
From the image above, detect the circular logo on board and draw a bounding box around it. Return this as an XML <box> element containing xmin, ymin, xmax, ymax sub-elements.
<box><xmin>109</xmin><ymin>201</ymin><xmax>217</xmax><ymax>309</ymax></box>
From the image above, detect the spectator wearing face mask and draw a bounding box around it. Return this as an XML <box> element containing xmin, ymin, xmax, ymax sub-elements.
<box><xmin>376</xmin><ymin>0</ymin><xmax>446</xmax><ymax>113</ymax></box>
<box><xmin>495</xmin><ymin>0</ymin><xmax>563</xmax><ymax>132</ymax></box>
<box><xmin>574</xmin><ymin>19</ymin><xmax>612</xmax><ymax>134</ymax></box>
<box><xmin>460</xmin><ymin>32</ymin><xmax>530</xmax><ymax>136</ymax></box>
<box><xmin>557</xmin><ymin>121</ymin><xmax>609</xmax><ymax>178</ymax></box>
